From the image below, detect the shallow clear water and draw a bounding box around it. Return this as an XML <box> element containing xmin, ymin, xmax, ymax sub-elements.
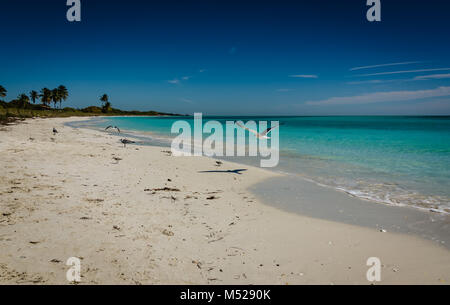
<box><xmin>82</xmin><ymin>116</ymin><xmax>450</xmax><ymax>213</ymax></box>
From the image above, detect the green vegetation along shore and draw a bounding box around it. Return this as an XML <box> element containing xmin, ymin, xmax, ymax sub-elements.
<box><xmin>0</xmin><ymin>85</ymin><xmax>179</xmax><ymax>125</ymax></box>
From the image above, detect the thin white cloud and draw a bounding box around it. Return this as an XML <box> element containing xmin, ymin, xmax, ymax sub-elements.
<box><xmin>306</xmin><ymin>86</ymin><xmax>450</xmax><ymax>106</ymax></box>
<box><xmin>347</xmin><ymin>78</ymin><xmax>416</xmax><ymax>85</ymax></box>
<box><xmin>168</xmin><ymin>79</ymin><xmax>180</xmax><ymax>84</ymax></box>
<box><xmin>357</xmin><ymin>68</ymin><xmax>450</xmax><ymax>77</ymax></box>
<box><xmin>170</xmin><ymin>70</ymin><xmax>205</xmax><ymax>84</ymax></box>
<box><xmin>276</xmin><ymin>88</ymin><xmax>295</xmax><ymax>92</ymax></box>
<box><xmin>289</xmin><ymin>74</ymin><xmax>318</xmax><ymax>79</ymax></box>
<box><xmin>414</xmin><ymin>73</ymin><xmax>450</xmax><ymax>80</ymax></box>
<box><xmin>180</xmin><ymin>98</ymin><xmax>194</xmax><ymax>104</ymax></box>
<box><xmin>350</xmin><ymin>61</ymin><xmax>422</xmax><ymax>71</ymax></box>
<box><xmin>346</xmin><ymin>79</ymin><xmax>388</xmax><ymax>85</ymax></box>
<box><xmin>348</xmin><ymin>74</ymin><xmax>450</xmax><ymax>85</ymax></box>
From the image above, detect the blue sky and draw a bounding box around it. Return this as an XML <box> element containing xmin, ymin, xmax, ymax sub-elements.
<box><xmin>1</xmin><ymin>0</ymin><xmax>450</xmax><ymax>115</ymax></box>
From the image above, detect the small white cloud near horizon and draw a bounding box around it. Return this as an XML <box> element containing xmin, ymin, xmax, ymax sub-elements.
<box><xmin>276</xmin><ymin>88</ymin><xmax>296</xmax><ymax>92</ymax></box>
<box><xmin>346</xmin><ymin>79</ymin><xmax>386</xmax><ymax>85</ymax></box>
<box><xmin>180</xmin><ymin>98</ymin><xmax>195</xmax><ymax>104</ymax></box>
<box><xmin>305</xmin><ymin>86</ymin><xmax>450</xmax><ymax>106</ymax></box>
<box><xmin>182</xmin><ymin>76</ymin><xmax>192</xmax><ymax>80</ymax></box>
<box><xmin>350</xmin><ymin>61</ymin><xmax>422</xmax><ymax>71</ymax></box>
<box><xmin>289</xmin><ymin>74</ymin><xmax>318</xmax><ymax>79</ymax></box>
<box><xmin>168</xmin><ymin>79</ymin><xmax>180</xmax><ymax>85</ymax></box>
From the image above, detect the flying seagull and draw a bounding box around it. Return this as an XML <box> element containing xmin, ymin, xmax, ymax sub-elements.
<box><xmin>236</xmin><ymin>122</ymin><xmax>282</xmax><ymax>139</ymax></box>
<box><xmin>120</xmin><ymin>139</ymin><xmax>135</xmax><ymax>148</ymax></box>
<box><xmin>53</xmin><ymin>128</ymin><xmax>58</xmax><ymax>135</ymax></box>
<box><xmin>106</xmin><ymin>126</ymin><xmax>121</xmax><ymax>133</ymax></box>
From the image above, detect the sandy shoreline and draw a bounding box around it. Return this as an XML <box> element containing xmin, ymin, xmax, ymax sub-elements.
<box><xmin>0</xmin><ymin>117</ymin><xmax>449</xmax><ymax>284</ymax></box>
<box><xmin>253</xmin><ymin>176</ymin><xmax>450</xmax><ymax>247</ymax></box>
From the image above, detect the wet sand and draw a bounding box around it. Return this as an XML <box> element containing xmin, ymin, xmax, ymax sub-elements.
<box><xmin>251</xmin><ymin>175</ymin><xmax>450</xmax><ymax>247</ymax></box>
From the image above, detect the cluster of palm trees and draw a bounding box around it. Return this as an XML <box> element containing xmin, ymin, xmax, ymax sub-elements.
<box><xmin>1</xmin><ymin>85</ymin><xmax>114</xmax><ymax>113</ymax></box>
<box><xmin>35</xmin><ymin>86</ymin><xmax>69</xmax><ymax>108</ymax></box>
<box><xmin>0</xmin><ymin>84</ymin><xmax>69</xmax><ymax>109</ymax></box>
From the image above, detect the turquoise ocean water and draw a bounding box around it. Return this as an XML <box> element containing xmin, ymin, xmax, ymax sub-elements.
<box><xmin>78</xmin><ymin>116</ymin><xmax>450</xmax><ymax>213</ymax></box>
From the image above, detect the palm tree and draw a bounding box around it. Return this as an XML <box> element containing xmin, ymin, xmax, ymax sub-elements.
<box><xmin>100</xmin><ymin>94</ymin><xmax>109</xmax><ymax>105</ymax></box>
<box><xmin>30</xmin><ymin>90</ymin><xmax>39</xmax><ymax>104</ymax></box>
<box><xmin>0</xmin><ymin>85</ymin><xmax>7</xmax><ymax>99</ymax></box>
<box><xmin>100</xmin><ymin>94</ymin><xmax>111</xmax><ymax>113</ymax></box>
<box><xmin>51</xmin><ymin>88</ymin><xmax>60</xmax><ymax>109</ymax></box>
<box><xmin>57</xmin><ymin>85</ymin><xmax>69</xmax><ymax>108</ymax></box>
<box><xmin>40</xmin><ymin>88</ymin><xmax>52</xmax><ymax>107</ymax></box>
<box><xmin>17</xmin><ymin>94</ymin><xmax>30</xmax><ymax>108</ymax></box>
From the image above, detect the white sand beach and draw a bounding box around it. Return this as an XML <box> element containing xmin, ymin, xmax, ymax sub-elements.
<box><xmin>0</xmin><ymin>117</ymin><xmax>449</xmax><ymax>285</ymax></box>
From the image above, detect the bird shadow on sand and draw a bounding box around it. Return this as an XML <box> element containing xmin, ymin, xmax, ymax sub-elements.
<box><xmin>198</xmin><ymin>169</ymin><xmax>248</xmax><ymax>175</ymax></box>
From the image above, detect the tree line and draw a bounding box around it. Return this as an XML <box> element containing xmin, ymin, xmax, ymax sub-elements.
<box><xmin>0</xmin><ymin>84</ymin><xmax>111</xmax><ymax>113</ymax></box>
<box><xmin>0</xmin><ymin>85</ymin><xmax>68</xmax><ymax>109</ymax></box>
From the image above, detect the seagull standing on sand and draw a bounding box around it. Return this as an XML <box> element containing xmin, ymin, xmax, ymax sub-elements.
<box><xmin>53</xmin><ymin>128</ymin><xmax>58</xmax><ymax>135</ymax></box>
<box><xmin>120</xmin><ymin>139</ymin><xmax>135</xmax><ymax>148</ymax></box>
<box><xmin>106</xmin><ymin>126</ymin><xmax>121</xmax><ymax>133</ymax></box>
<box><xmin>236</xmin><ymin>122</ymin><xmax>282</xmax><ymax>139</ymax></box>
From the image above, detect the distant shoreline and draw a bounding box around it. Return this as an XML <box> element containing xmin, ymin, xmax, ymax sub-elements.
<box><xmin>0</xmin><ymin>101</ymin><xmax>184</xmax><ymax>125</ymax></box>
